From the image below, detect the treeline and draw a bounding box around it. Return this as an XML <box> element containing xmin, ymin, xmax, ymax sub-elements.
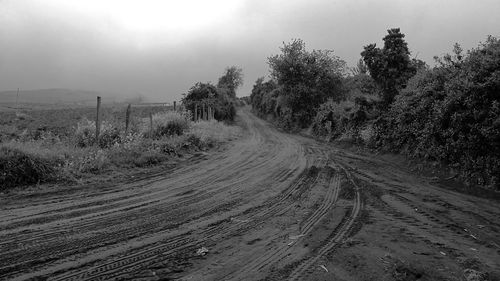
<box><xmin>250</xmin><ymin>29</ymin><xmax>500</xmax><ymax>189</ymax></box>
<box><xmin>182</xmin><ymin>66</ymin><xmax>243</xmax><ymax>122</ymax></box>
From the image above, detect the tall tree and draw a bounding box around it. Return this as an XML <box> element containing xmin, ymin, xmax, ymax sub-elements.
<box><xmin>217</xmin><ymin>66</ymin><xmax>243</xmax><ymax>98</ymax></box>
<box><xmin>361</xmin><ymin>28</ymin><xmax>416</xmax><ymax>107</ymax></box>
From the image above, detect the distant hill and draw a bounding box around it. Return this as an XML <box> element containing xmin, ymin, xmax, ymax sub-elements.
<box><xmin>0</xmin><ymin>88</ymin><xmax>123</xmax><ymax>106</ymax></box>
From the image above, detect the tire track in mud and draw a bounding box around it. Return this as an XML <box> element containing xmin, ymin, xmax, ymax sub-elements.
<box><xmin>225</xmin><ymin>170</ymin><xmax>341</xmax><ymax>280</ymax></box>
<box><xmin>287</xmin><ymin>164</ymin><xmax>363</xmax><ymax>281</ymax></box>
<box><xmin>45</xmin><ymin>165</ymin><xmax>322</xmax><ymax>281</ymax></box>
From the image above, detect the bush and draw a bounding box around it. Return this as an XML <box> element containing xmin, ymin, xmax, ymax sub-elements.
<box><xmin>182</xmin><ymin>82</ymin><xmax>237</xmax><ymax>122</ymax></box>
<box><xmin>0</xmin><ymin>145</ymin><xmax>63</xmax><ymax>188</ymax></box>
<box><xmin>266</xmin><ymin>39</ymin><xmax>347</xmax><ymax>128</ymax></box>
<box><xmin>312</xmin><ymin>96</ymin><xmax>378</xmax><ymax>143</ymax></box>
<box><xmin>147</xmin><ymin>111</ymin><xmax>190</xmax><ymax>138</ymax></box>
<box><xmin>373</xmin><ymin>37</ymin><xmax>500</xmax><ymax>188</ymax></box>
<box><xmin>312</xmin><ymin>100</ymin><xmax>354</xmax><ymax>138</ymax></box>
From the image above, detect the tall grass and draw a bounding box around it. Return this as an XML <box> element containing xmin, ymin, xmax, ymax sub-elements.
<box><xmin>0</xmin><ymin>113</ymin><xmax>240</xmax><ymax>189</ymax></box>
<box><xmin>189</xmin><ymin>120</ymin><xmax>241</xmax><ymax>145</ymax></box>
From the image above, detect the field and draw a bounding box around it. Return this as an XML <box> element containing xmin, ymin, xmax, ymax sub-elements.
<box><xmin>0</xmin><ymin>103</ymin><xmax>241</xmax><ymax>189</ymax></box>
<box><xmin>0</xmin><ymin>104</ymin><xmax>171</xmax><ymax>140</ymax></box>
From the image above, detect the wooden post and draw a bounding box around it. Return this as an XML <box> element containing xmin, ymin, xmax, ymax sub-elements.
<box><xmin>201</xmin><ymin>103</ymin><xmax>205</xmax><ymax>120</ymax></box>
<box><xmin>194</xmin><ymin>103</ymin><xmax>198</xmax><ymax>121</ymax></box>
<box><xmin>96</xmin><ymin>96</ymin><xmax>101</xmax><ymax>144</ymax></box>
<box><xmin>149</xmin><ymin>112</ymin><xmax>153</xmax><ymax>138</ymax></box>
<box><xmin>125</xmin><ymin>104</ymin><xmax>131</xmax><ymax>135</ymax></box>
<box><xmin>173</xmin><ymin>101</ymin><xmax>176</xmax><ymax>111</ymax></box>
<box><xmin>208</xmin><ymin>106</ymin><xmax>212</xmax><ymax>121</ymax></box>
<box><xmin>15</xmin><ymin>88</ymin><xmax>19</xmax><ymax>114</ymax></box>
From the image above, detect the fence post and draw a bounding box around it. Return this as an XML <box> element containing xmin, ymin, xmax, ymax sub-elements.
<box><xmin>96</xmin><ymin>96</ymin><xmax>101</xmax><ymax>145</ymax></box>
<box><xmin>125</xmin><ymin>104</ymin><xmax>131</xmax><ymax>135</ymax></box>
<box><xmin>173</xmin><ymin>101</ymin><xmax>176</xmax><ymax>111</ymax></box>
<box><xmin>149</xmin><ymin>112</ymin><xmax>153</xmax><ymax>138</ymax></box>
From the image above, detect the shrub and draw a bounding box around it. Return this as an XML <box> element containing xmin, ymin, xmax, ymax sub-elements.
<box><xmin>373</xmin><ymin>36</ymin><xmax>500</xmax><ymax>188</ymax></box>
<box><xmin>0</xmin><ymin>145</ymin><xmax>63</xmax><ymax>188</ymax></box>
<box><xmin>182</xmin><ymin>82</ymin><xmax>237</xmax><ymax>122</ymax></box>
<box><xmin>147</xmin><ymin>111</ymin><xmax>190</xmax><ymax>138</ymax></box>
<box><xmin>312</xmin><ymin>100</ymin><xmax>353</xmax><ymax>138</ymax></box>
<box><xmin>311</xmin><ymin>95</ymin><xmax>379</xmax><ymax>142</ymax></box>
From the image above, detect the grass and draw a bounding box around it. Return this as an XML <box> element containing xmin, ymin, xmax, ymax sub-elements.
<box><xmin>0</xmin><ymin>108</ymin><xmax>240</xmax><ymax>190</ymax></box>
<box><xmin>0</xmin><ymin>104</ymin><xmax>171</xmax><ymax>141</ymax></box>
<box><xmin>190</xmin><ymin>120</ymin><xmax>241</xmax><ymax>146</ymax></box>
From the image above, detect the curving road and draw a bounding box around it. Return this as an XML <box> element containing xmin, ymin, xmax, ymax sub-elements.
<box><xmin>1</xmin><ymin>107</ymin><xmax>499</xmax><ymax>280</ymax></box>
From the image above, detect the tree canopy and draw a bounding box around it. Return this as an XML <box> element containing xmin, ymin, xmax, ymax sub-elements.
<box><xmin>217</xmin><ymin>66</ymin><xmax>243</xmax><ymax>98</ymax></box>
<box><xmin>361</xmin><ymin>28</ymin><xmax>416</xmax><ymax>107</ymax></box>
<box><xmin>267</xmin><ymin>39</ymin><xmax>346</xmax><ymax>127</ymax></box>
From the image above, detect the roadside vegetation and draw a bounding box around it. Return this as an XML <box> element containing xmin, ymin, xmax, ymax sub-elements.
<box><xmin>250</xmin><ymin>29</ymin><xmax>500</xmax><ymax>189</ymax></box>
<box><xmin>181</xmin><ymin>66</ymin><xmax>243</xmax><ymax>122</ymax></box>
<box><xmin>0</xmin><ymin>110</ymin><xmax>240</xmax><ymax>189</ymax></box>
<box><xmin>1</xmin><ymin>66</ymin><xmax>242</xmax><ymax>190</ymax></box>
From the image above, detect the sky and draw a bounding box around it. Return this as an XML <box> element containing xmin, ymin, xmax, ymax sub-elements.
<box><xmin>1</xmin><ymin>0</ymin><xmax>499</xmax><ymax>102</ymax></box>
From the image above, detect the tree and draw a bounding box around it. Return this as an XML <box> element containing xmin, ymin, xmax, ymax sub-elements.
<box><xmin>181</xmin><ymin>82</ymin><xmax>236</xmax><ymax>121</ymax></box>
<box><xmin>361</xmin><ymin>28</ymin><xmax>416</xmax><ymax>107</ymax></box>
<box><xmin>217</xmin><ymin>66</ymin><xmax>243</xmax><ymax>98</ymax></box>
<box><xmin>350</xmin><ymin>58</ymin><xmax>368</xmax><ymax>75</ymax></box>
<box><xmin>250</xmin><ymin>77</ymin><xmax>278</xmax><ymax>115</ymax></box>
<box><xmin>267</xmin><ymin>39</ymin><xmax>346</xmax><ymax>127</ymax></box>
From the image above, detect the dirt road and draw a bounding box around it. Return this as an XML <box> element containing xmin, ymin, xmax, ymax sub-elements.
<box><xmin>1</xmin><ymin>108</ymin><xmax>499</xmax><ymax>281</ymax></box>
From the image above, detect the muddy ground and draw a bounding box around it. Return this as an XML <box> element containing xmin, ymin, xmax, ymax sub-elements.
<box><xmin>1</xmin><ymin>107</ymin><xmax>499</xmax><ymax>281</ymax></box>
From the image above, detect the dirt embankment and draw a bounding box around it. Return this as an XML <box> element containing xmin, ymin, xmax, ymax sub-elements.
<box><xmin>1</xmin><ymin>107</ymin><xmax>499</xmax><ymax>281</ymax></box>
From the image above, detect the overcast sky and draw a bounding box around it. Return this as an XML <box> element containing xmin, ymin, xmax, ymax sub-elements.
<box><xmin>1</xmin><ymin>0</ymin><xmax>499</xmax><ymax>101</ymax></box>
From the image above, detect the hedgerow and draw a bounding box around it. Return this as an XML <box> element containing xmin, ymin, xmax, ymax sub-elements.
<box><xmin>373</xmin><ymin>36</ymin><xmax>500</xmax><ymax>188</ymax></box>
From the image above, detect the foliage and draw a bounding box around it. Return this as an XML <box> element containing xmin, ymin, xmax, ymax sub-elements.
<box><xmin>146</xmin><ymin>111</ymin><xmax>190</xmax><ymax>138</ymax></box>
<box><xmin>250</xmin><ymin>77</ymin><xmax>279</xmax><ymax>116</ymax></box>
<box><xmin>0</xmin><ymin>145</ymin><xmax>64</xmax><ymax>188</ymax></box>
<box><xmin>311</xmin><ymin>95</ymin><xmax>378</xmax><ymax>142</ymax></box>
<box><xmin>217</xmin><ymin>66</ymin><xmax>244</xmax><ymax>98</ymax></box>
<box><xmin>361</xmin><ymin>28</ymin><xmax>419</xmax><ymax>107</ymax></box>
<box><xmin>74</xmin><ymin>118</ymin><xmax>121</xmax><ymax>148</ymax></box>
<box><xmin>213</xmin><ymin>88</ymin><xmax>237</xmax><ymax>121</ymax></box>
<box><xmin>266</xmin><ymin>39</ymin><xmax>347</xmax><ymax>127</ymax></box>
<box><xmin>66</xmin><ymin>149</ymin><xmax>109</xmax><ymax>173</ymax></box>
<box><xmin>181</xmin><ymin>82</ymin><xmax>236</xmax><ymax>121</ymax></box>
<box><xmin>373</xmin><ymin>36</ymin><xmax>500</xmax><ymax>188</ymax></box>
<box><xmin>1</xmin><ymin>109</ymin><xmax>240</xmax><ymax>189</ymax></box>
<box><xmin>343</xmin><ymin>73</ymin><xmax>379</xmax><ymax>99</ymax></box>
